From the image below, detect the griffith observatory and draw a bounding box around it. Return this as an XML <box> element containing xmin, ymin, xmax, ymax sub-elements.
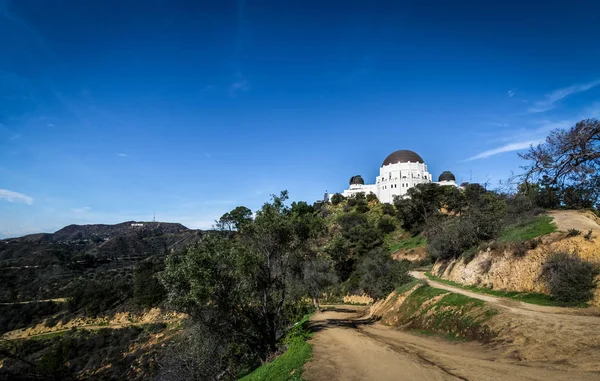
<box><xmin>337</xmin><ymin>149</ymin><xmax>457</xmax><ymax>204</ymax></box>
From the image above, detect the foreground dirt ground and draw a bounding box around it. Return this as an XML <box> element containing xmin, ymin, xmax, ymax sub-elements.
<box><xmin>303</xmin><ymin>306</ymin><xmax>600</xmax><ymax>381</ymax></box>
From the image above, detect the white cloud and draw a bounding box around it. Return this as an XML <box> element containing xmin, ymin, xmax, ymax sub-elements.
<box><xmin>48</xmin><ymin>123</ymin><xmax>54</xmax><ymax>127</ymax></box>
<box><xmin>116</xmin><ymin>153</ymin><xmax>128</xmax><ymax>157</ymax></box>
<box><xmin>229</xmin><ymin>73</ymin><xmax>250</xmax><ymax>97</ymax></box>
<box><xmin>466</xmin><ymin>118</ymin><xmax>576</xmax><ymax>161</ymax></box>
<box><xmin>466</xmin><ymin>140</ymin><xmax>541</xmax><ymax>161</ymax></box>
<box><xmin>529</xmin><ymin>79</ymin><xmax>600</xmax><ymax>113</ymax></box>
<box><xmin>0</xmin><ymin>189</ymin><xmax>33</xmax><ymax>205</ymax></box>
<box><xmin>72</xmin><ymin>206</ymin><xmax>92</xmax><ymax>213</ymax></box>
<box><xmin>508</xmin><ymin>89</ymin><xmax>516</xmax><ymax>97</ymax></box>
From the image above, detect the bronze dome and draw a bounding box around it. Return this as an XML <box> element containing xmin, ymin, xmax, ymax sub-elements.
<box><xmin>349</xmin><ymin>175</ymin><xmax>365</xmax><ymax>185</ymax></box>
<box><xmin>382</xmin><ymin>150</ymin><xmax>424</xmax><ymax>166</ymax></box>
<box><xmin>438</xmin><ymin>171</ymin><xmax>456</xmax><ymax>182</ymax></box>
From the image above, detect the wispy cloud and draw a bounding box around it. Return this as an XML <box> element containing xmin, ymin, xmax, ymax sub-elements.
<box><xmin>529</xmin><ymin>79</ymin><xmax>600</xmax><ymax>113</ymax></box>
<box><xmin>507</xmin><ymin>89</ymin><xmax>516</xmax><ymax>97</ymax></box>
<box><xmin>0</xmin><ymin>189</ymin><xmax>33</xmax><ymax>205</ymax></box>
<box><xmin>229</xmin><ymin>73</ymin><xmax>250</xmax><ymax>97</ymax></box>
<box><xmin>48</xmin><ymin>123</ymin><xmax>54</xmax><ymax>127</ymax></box>
<box><xmin>72</xmin><ymin>206</ymin><xmax>92</xmax><ymax>213</ymax></box>
<box><xmin>116</xmin><ymin>153</ymin><xmax>128</xmax><ymax>157</ymax></box>
<box><xmin>467</xmin><ymin>119</ymin><xmax>574</xmax><ymax>161</ymax></box>
<box><xmin>466</xmin><ymin>140</ymin><xmax>540</xmax><ymax>161</ymax></box>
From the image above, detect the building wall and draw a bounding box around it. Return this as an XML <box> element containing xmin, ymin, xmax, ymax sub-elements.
<box><xmin>375</xmin><ymin>161</ymin><xmax>432</xmax><ymax>203</ymax></box>
<box><xmin>435</xmin><ymin>180</ymin><xmax>458</xmax><ymax>187</ymax></box>
<box><xmin>342</xmin><ymin>183</ymin><xmax>377</xmax><ymax>198</ymax></box>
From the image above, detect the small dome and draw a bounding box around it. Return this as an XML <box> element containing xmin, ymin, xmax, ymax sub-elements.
<box><xmin>438</xmin><ymin>171</ymin><xmax>456</xmax><ymax>182</ymax></box>
<box><xmin>382</xmin><ymin>150</ymin><xmax>424</xmax><ymax>166</ymax></box>
<box><xmin>349</xmin><ymin>175</ymin><xmax>365</xmax><ymax>185</ymax></box>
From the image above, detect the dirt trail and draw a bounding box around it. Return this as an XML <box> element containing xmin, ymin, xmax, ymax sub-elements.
<box><xmin>0</xmin><ymin>298</ymin><xmax>66</xmax><ymax>306</ymax></box>
<box><xmin>549</xmin><ymin>210</ymin><xmax>600</xmax><ymax>233</ymax></box>
<box><xmin>410</xmin><ymin>271</ymin><xmax>600</xmax><ymax>319</ymax></box>
<box><xmin>303</xmin><ymin>306</ymin><xmax>600</xmax><ymax>381</ymax></box>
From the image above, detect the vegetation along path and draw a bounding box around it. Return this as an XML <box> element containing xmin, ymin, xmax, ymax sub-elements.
<box><xmin>303</xmin><ymin>305</ymin><xmax>599</xmax><ymax>381</ymax></box>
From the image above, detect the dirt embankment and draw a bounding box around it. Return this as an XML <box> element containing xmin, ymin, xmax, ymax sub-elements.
<box><xmin>392</xmin><ymin>245</ymin><xmax>428</xmax><ymax>262</ymax></box>
<box><xmin>432</xmin><ymin>210</ymin><xmax>600</xmax><ymax>306</ymax></box>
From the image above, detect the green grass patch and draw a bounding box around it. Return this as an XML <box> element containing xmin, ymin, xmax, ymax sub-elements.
<box><xmin>499</xmin><ymin>215</ymin><xmax>557</xmax><ymax>242</ymax></box>
<box><xmin>387</xmin><ymin>234</ymin><xmax>427</xmax><ymax>252</ymax></box>
<box><xmin>424</xmin><ymin>272</ymin><xmax>573</xmax><ymax>307</ymax></box>
<box><xmin>395</xmin><ymin>279</ymin><xmax>423</xmax><ymax>294</ymax></box>
<box><xmin>240</xmin><ymin>315</ymin><xmax>313</xmax><ymax>381</ymax></box>
<box><xmin>397</xmin><ymin>285</ymin><xmax>499</xmax><ymax>342</ymax></box>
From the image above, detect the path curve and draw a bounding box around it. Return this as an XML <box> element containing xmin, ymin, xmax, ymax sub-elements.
<box><xmin>548</xmin><ymin>210</ymin><xmax>600</xmax><ymax>233</ymax></box>
<box><xmin>410</xmin><ymin>271</ymin><xmax>600</xmax><ymax>321</ymax></box>
<box><xmin>303</xmin><ymin>306</ymin><xmax>599</xmax><ymax>381</ymax></box>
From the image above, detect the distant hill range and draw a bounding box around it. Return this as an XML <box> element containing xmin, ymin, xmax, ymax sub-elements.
<box><xmin>0</xmin><ymin>221</ymin><xmax>205</xmax><ymax>302</ymax></box>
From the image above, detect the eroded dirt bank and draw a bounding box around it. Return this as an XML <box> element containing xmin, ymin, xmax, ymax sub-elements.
<box><xmin>432</xmin><ymin>210</ymin><xmax>600</xmax><ymax>305</ymax></box>
<box><xmin>304</xmin><ymin>305</ymin><xmax>600</xmax><ymax>381</ymax></box>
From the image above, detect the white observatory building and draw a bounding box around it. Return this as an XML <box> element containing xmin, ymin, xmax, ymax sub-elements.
<box><xmin>340</xmin><ymin>150</ymin><xmax>457</xmax><ymax>203</ymax></box>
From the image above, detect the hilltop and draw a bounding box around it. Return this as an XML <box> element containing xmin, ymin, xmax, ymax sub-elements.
<box><xmin>0</xmin><ymin>221</ymin><xmax>204</xmax><ymax>303</ymax></box>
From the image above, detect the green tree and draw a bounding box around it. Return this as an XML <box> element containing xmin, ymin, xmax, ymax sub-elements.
<box><xmin>330</xmin><ymin>193</ymin><xmax>344</xmax><ymax>205</ymax></box>
<box><xmin>217</xmin><ymin>206</ymin><xmax>253</xmax><ymax>231</ymax></box>
<box><xmin>394</xmin><ymin>183</ymin><xmax>443</xmax><ymax>233</ymax></box>
<box><xmin>162</xmin><ymin>192</ymin><xmax>317</xmax><ymax>371</ymax></box>
<box><xmin>357</xmin><ymin>248</ymin><xmax>410</xmax><ymax>299</ymax></box>
<box><xmin>520</xmin><ymin>119</ymin><xmax>600</xmax><ymax>208</ymax></box>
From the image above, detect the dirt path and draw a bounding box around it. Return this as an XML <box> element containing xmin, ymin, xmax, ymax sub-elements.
<box><xmin>0</xmin><ymin>298</ymin><xmax>66</xmax><ymax>306</ymax></box>
<box><xmin>410</xmin><ymin>271</ymin><xmax>600</xmax><ymax>319</ymax></box>
<box><xmin>548</xmin><ymin>210</ymin><xmax>600</xmax><ymax>233</ymax></box>
<box><xmin>303</xmin><ymin>306</ymin><xmax>600</xmax><ymax>381</ymax></box>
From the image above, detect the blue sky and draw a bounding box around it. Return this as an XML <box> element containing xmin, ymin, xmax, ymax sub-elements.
<box><xmin>2</xmin><ymin>0</ymin><xmax>600</xmax><ymax>237</ymax></box>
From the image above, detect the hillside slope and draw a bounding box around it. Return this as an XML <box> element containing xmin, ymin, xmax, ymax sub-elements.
<box><xmin>431</xmin><ymin>210</ymin><xmax>600</xmax><ymax>306</ymax></box>
<box><xmin>0</xmin><ymin>222</ymin><xmax>204</xmax><ymax>303</ymax></box>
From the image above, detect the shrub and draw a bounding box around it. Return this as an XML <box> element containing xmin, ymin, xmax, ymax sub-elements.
<box><xmin>377</xmin><ymin>215</ymin><xmax>396</xmax><ymax>234</ymax></box>
<box><xmin>541</xmin><ymin>252</ymin><xmax>599</xmax><ymax>304</ymax></box>
<box><xmin>357</xmin><ymin>249</ymin><xmax>411</xmax><ymax>299</ymax></box>
<box><xmin>355</xmin><ymin>202</ymin><xmax>370</xmax><ymax>214</ymax></box>
<box><xmin>366</xmin><ymin>193</ymin><xmax>378</xmax><ymax>202</ymax></box>
<box><xmin>512</xmin><ymin>242</ymin><xmax>528</xmax><ymax>257</ymax></box>
<box><xmin>428</xmin><ymin>218</ymin><xmax>480</xmax><ymax>261</ymax></box>
<box><xmin>584</xmin><ymin>230</ymin><xmax>593</xmax><ymax>241</ymax></box>
<box><xmin>381</xmin><ymin>203</ymin><xmax>395</xmax><ymax>216</ymax></box>
<box><xmin>488</xmin><ymin>240</ymin><xmax>505</xmax><ymax>252</ymax></box>
<box><xmin>330</xmin><ymin>193</ymin><xmax>344</xmax><ymax>205</ymax></box>
<box><xmin>527</xmin><ymin>238</ymin><xmax>542</xmax><ymax>250</ymax></box>
<box><xmin>567</xmin><ymin>229</ymin><xmax>581</xmax><ymax>237</ymax></box>
<box><xmin>479</xmin><ymin>257</ymin><xmax>493</xmax><ymax>274</ymax></box>
<box><xmin>347</xmin><ymin>197</ymin><xmax>357</xmax><ymax>207</ymax></box>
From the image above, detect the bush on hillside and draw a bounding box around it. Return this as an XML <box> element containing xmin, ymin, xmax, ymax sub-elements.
<box><xmin>377</xmin><ymin>215</ymin><xmax>396</xmax><ymax>234</ymax></box>
<box><xmin>428</xmin><ymin>218</ymin><xmax>478</xmax><ymax>260</ymax></box>
<box><xmin>366</xmin><ymin>193</ymin><xmax>378</xmax><ymax>202</ymax></box>
<box><xmin>357</xmin><ymin>249</ymin><xmax>410</xmax><ymax>299</ymax></box>
<box><xmin>330</xmin><ymin>193</ymin><xmax>344</xmax><ymax>205</ymax></box>
<box><xmin>541</xmin><ymin>252</ymin><xmax>599</xmax><ymax>304</ymax></box>
<box><xmin>381</xmin><ymin>203</ymin><xmax>395</xmax><ymax>216</ymax></box>
<box><xmin>355</xmin><ymin>201</ymin><xmax>370</xmax><ymax>214</ymax></box>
